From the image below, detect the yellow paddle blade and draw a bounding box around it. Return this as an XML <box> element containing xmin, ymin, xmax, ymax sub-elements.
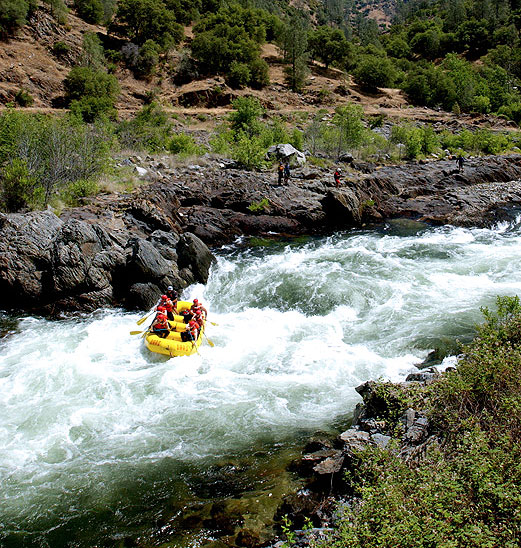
<box><xmin>130</xmin><ymin>330</ymin><xmax>143</xmax><ymax>335</ymax></box>
<box><xmin>136</xmin><ymin>314</ymin><xmax>151</xmax><ymax>326</ymax></box>
<box><xmin>209</xmin><ymin>321</ymin><xmax>219</xmax><ymax>326</ymax></box>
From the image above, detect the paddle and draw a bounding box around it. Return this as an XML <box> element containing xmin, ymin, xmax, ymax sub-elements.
<box><xmin>203</xmin><ymin>331</ymin><xmax>215</xmax><ymax>347</ymax></box>
<box><xmin>130</xmin><ymin>330</ymin><xmax>143</xmax><ymax>336</ymax></box>
<box><xmin>136</xmin><ymin>306</ymin><xmax>156</xmax><ymax>326</ymax></box>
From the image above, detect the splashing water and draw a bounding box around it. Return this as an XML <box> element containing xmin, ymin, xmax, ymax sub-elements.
<box><xmin>2</xmin><ymin>219</ymin><xmax>521</xmax><ymax>545</ymax></box>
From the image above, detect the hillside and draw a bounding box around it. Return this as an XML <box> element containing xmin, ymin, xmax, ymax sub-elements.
<box><xmin>0</xmin><ymin>0</ymin><xmax>515</xmax><ymax>134</ymax></box>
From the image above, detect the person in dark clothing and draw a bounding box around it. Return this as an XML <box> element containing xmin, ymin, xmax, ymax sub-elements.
<box><xmin>277</xmin><ymin>162</ymin><xmax>284</xmax><ymax>185</ymax></box>
<box><xmin>283</xmin><ymin>162</ymin><xmax>290</xmax><ymax>183</ymax></box>
<box><xmin>456</xmin><ymin>155</ymin><xmax>465</xmax><ymax>172</ymax></box>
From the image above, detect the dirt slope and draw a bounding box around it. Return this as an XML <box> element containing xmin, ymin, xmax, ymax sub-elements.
<box><xmin>0</xmin><ymin>3</ymin><xmax>516</xmax><ymax>132</ymax></box>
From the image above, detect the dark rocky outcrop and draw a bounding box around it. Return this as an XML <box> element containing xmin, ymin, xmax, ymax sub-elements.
<box><xmin>2</xmin><ymin>153</ymin><xmax>521</xmax><ymax>314</ymax></box>
<box><xmin>0</xmin><ymin>202</ymin><xmax>214</xmax><ymax>313</ymax></box>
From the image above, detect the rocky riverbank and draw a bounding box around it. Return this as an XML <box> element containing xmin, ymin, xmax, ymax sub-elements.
<box><xmin>1</xmin><ymin>153</ymin><xmax>521</xmax><ymax>313</ymax></box>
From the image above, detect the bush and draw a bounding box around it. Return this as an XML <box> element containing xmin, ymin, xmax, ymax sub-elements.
<box><xmin>168</xmin><ymin>133</ymin><xmax>204</xmax><ymax>156</ymax></box>
<box><xmin>0</xmin><ymin>158</ymin><xmax>37</xmax><ymax>212</ymax></box>
<box><xmin>248</xmin><ymin>58</ymin><xmax>269</xmax><ymax>89</ymax></box>
<box><xmin>353</xmin><ymin>55</ymin><xmax>397</xmax><ymax>91</ymax></box>
<box><xmin>0</xmin><ymin>0</ymin><xmax>35</xmax><ymax>36</ymax></box>
<box><xmin>229</xmin><ymin>96</ymin><xmax>264</xmax><ymax>136</ymax></box>
<box><xmin>64</xmin><ymin>66</ymin><xmax>119</xmax><ymax>121</ymax></box>
<box><xmin>133</xmin><ymin>39</ymin><xmax>160</xmax><ymax>78</ymax></box>
<box><xmin>51</xmin><ymin>41</ymin><xmax>70</xmax><ymax>57</ymax></box>
<box><xmin>230</xmin><ymin>131</ymin><xmax>266</xmax><ymax>170</ymax></box>
<box><xmin>74</xmin><ymin>0</ymin><xmax>103</xmax><ymax>24</ymax></box>
<box><xmin>226</xmin><ymin>61</ymin><xmax>251</xmax><ymax>89</ymax></box>
<box><xmin>117</xmin><ymin>102</ymin><xmax>171</xmax><ymax>151</ymax></box>
<box><xmin>62</xmin><ymin>178</ymin><xmax>99</xmax><ymax>205</ymax></box>
<box><xmin>321</xmin><ymin>296</ymin><xmax>521</xmax><ymax>548</ymax></box>
<box><xmin>0</xmin><ymin>110</ymin><xmax>112</xmax><ymax>209</ymax></box>
<box><xmin>14</xmin><ymin>89</ymin><xmax>34</xmax><ymax>107</ymax></box>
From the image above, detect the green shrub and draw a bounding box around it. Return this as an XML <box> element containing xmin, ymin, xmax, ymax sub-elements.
<box><xmin>117</xmin><ymin>102</ymin><xmax>171</xmax><ymax>151</ymax></box>
<box><xmin>321</xmin><ymin>296</ymin><xmax>521</xmax><ymax>548</ymax></box>
<box><xmin>168</xmin><ymin>133</ymin><xmax>204</xmax><ymax>156</ymax></box>
<box><xmin>248</xmin><ymin>58</ymin><xmax>270</xmax><ymax>89</ymax></box>
<box><xmin>230</xmin><ymin>131</ymin><xmax>266</xmax><ymax>170</ymax></box>
<box><xmin>133</xmin><ymin>39</ymin><xmax>160</xmax><ymax>78</ymax></box>
<box><xmin>226</xmin><ymin>61</ymin><xmax>251</xmax><ymax>89</ymax></box>
<box><xmin>0</xmin><ymin>0</ymin><xmax>35</xmax><ymax>36</ymax></box>
<box><xmin>51</xmin><ymin>41</ymin><xmax>70</xmax><ymax>57</ymax></box>
<box><xmin>62</xmin><ymin>178</ymin><xmax>98</xmax><ymax>205</ymax></box>
<box><xmin>0</xmin><ymin>158</ymin><xmax>37</xmax><ymax>212</ymax></box>
<box><xmin>0</xmin><ymin>110</ymin><xmax>111</xmax><ymax>209</ymax></box>
<box><xmin>64</xmin><ymin>66</ymin><xmax>119</xmax><ymax>121</ymax></box>
<box><xmin>14</xmin><ymin>89</ymin><xmax>34</xmax><ymax>107</ymax></box>
<box><xmin>229</xmin><ymin>96</ymin><xmax>264</xmax><ymax>136</ymax></box>
<box><xmin>74</xmin><ymin>0</ymin><xmax>103</xmax><ymax>24</ymax></box>
<box><xmin>353</xmin><ymin>55</ymin><xmax>396</xmax><ymax>91</ymax></box>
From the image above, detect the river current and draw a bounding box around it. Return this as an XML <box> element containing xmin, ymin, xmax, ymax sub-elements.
<box><xmin>2</xmin><ymin>219</ymin><xmax>521</xmax><ymax>546</ymax></box>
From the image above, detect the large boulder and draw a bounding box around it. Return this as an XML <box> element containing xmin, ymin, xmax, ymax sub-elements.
<box><xmin>0</xmin><ymin>211</ymin><xmax>62</xmax><ymax>307</ymax></box>
<box><xmin>266</xmin><ymin>144</ymin><xmax>306</xmax><ymax>166</ymax></box>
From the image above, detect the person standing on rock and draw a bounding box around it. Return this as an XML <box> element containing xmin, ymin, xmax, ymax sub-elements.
<box><xmin>334</xmin><ymin>168</ymin><xmax>342</xmax><ymax>187</ymax></box>
<box><xmin>277</xmin><ymin>162</ymin><xmax>284</xmax><ymax>185</ymax></box>
<box><xmin>456</xmin><ymin>155</ymin><xmax>465</xmax><ymax>172</ymax></box>
<box><xmin>284</xmin><ymin>162</ymin><xmax>290</xmax><ymax>184</ymax></box>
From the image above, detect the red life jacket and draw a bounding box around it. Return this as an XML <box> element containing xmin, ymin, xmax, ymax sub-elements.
<box><xmin>153</xmin><ymin>314</ymin><xmax>169</xmax><ymax>330</ymax></box>
<box><xmin>188</xmin><ymin>322</ymin><xmax>199</xmax><ymax>339</ymax></box>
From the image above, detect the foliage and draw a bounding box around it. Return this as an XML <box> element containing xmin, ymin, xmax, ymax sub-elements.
<box><xmin>247</xmin><ymin>197</ymin><xmax>269</xmax><ymax>213</ymax></box>
<box><xmin>51</xmin><ymin>40</ymin><xmax>70</xmax><ymax>57</ymax></box>
<box><xmin>308</xmin><ymin>25</ymin><xmax>351</xmax><ymax>69</ymax></box>
<box><xmin>133</xmin><ymin>39</ymin><xmax>160</xmax><ymax>78</ymax></box>
<box><xmin>62</xmin><ymin>178</ymin><xmax>99</xmax><ymax>206</ymax></box>
<box><xmin>64</xmin><ymin>66</ymin><xmax>119</xmax><ymax>122</ymax></box>
<box><xmin>167</xmin><ymin>133</ymin><xmax>205</xmax><ymax>156</ymax></box>
<box><xmin>353</xmin><ymin>55</ymin><xmax>397</xmax><ymax>91</ymax></box>
<box><xmin>279</xmin><ymin>14</ymin><xmax>309</xmax><ymax>92</ymax></box>
<box><xmin>80</xmin><ymin>32</ymin><xmax>106</xmax><ymax>70</ymax></box>
<box><xmin>0</xmin><ymin>110</ymin><xmax>111</xmax><ymax>210</ymax></box>
<box><xmin>117</xmin><ymin>102</ymin><xmax>171</xmax><ymax>151</ymax></box>
<box><xmin>74</xmin><ymin>0</ymin><xmax>104</xmax><ymax>24</ymax></box>
<box><xmin>229</xmin><ymin>96</ymin><xmax>264</xmax><ymax>136</ymax></box>
<box><xmin>332</xmin><ymin>103</ymin><xmax>365</xmax><ymax>158</ymax></box>
<box><xmin>229</xmin><ymin>131</ymin><xmax>267</xmax><ymax>170</ymax></box>
<box><xmin>14</xmin><ymin>89</ymin><xmax>34</xmax><ymax>107</ymax></box>
<box><xmin>191</xmin><ymin>3</ymin><xmax>271</xmax><ymax>86</ymax></box>
<box><xmin>321</xmin><ymin>295</ymin><xmax>521</xmax><ymax>548</ymax></box>
<box><xmin>0</xmin><ymin>158</ymin><xmax>36</xmax><ymax>211</ymax></box>
<box><xmin>390</xmin><ymin>124</ymin><xmax>440</xmax><ymax>159</ymax></box>
<box><xmin>112</xmin><ymin>0</ymin><xmax>184</xmax><ymax>48</ymax></box>
<box><xmin>0</xmin><ymin>0</ymin><xmax>35</xmax><ymax>37</ymax></box>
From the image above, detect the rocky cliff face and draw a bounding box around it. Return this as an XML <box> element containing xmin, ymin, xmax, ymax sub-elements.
<box><xmin>0</xmin><ymin>190</ymin><xmax>215</xmax><ymax>314</ymax></box>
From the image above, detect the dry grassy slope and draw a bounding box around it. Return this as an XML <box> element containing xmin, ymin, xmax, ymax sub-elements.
<box><xmin>0</xmin><ymin>2</ymin><xmax>515</xmax><ymax>131</ymax></box>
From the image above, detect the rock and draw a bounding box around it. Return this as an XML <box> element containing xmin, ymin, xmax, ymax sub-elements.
<box><xmin>126</xmin><ymin>237</ymin><xmax>171</xmax><ymax>281</ymax></box>
<box><xmin>134</xmin><ymin>166</ymin><xmax>148</xmax><ymax>177</ymax></box>
<box><xmin>176</xmin><ymin>232</ymin><xmax>216</xmax><ymax>285</ymax></box>
<box><xmin>338</xmin><ymin>429</ymin><xmax>373</xmax><ymax>454</ymax></box>
<box><xmin>127</xmin><ymin>282</ymin><xmax>161</xmax><ymax>310</ymax></box>
<box><xmin>371</xmin><ymin>433</ymin><xmax>392</xmax><ymax>448</ymax></box>
<box><xmin>266</xmin><ymin>144</ymin><xmax>306</xmax><ymax>166</ymax></box>
<box><xmin>405</xmin><ymin>367</ymin><xmax>440</xmax><ymax>383</ymax></box>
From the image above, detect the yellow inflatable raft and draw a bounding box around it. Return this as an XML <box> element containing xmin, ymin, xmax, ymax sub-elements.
<box><xmin>144</xmin><ymin>300</ymin><xmax>206</xmax><ymax>357</ymax></box>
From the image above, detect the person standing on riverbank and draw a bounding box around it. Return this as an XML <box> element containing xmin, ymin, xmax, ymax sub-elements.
<box><xmin>277</xmin><ymin>162</ymin><xmax>284</xmax><ymax>185</ymax></box>
<box><xmin>284</xmin><ymin>162</ymin><xmax>290</xmax><ymax>184</ymax></box>
<box><xmin>334</xmin><ymin>168</ymin><xmax>342</xmax><ymax>187</ymax></box>
<box><xmin>456</xmin><ymin>155</ymin><xmax>465</xmax><ymax>172</ymax></box>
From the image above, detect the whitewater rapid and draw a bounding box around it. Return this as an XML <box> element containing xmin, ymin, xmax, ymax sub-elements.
<box><xmin>2</xmin><ymin>219</ymin><xmax>521</xmax><ymax>545</ymax></box>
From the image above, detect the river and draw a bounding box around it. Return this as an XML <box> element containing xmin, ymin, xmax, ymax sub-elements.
<box><xmin>2</xmin><ymin>218</ymin><xmax>521</xmax><ymax>547</ymax></box>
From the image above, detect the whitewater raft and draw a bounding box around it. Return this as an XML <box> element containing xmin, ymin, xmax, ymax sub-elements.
<box><xmin>144</xmin><ymin>300</ymin><xmax>205</xmax><ymax>357</ymax></box>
